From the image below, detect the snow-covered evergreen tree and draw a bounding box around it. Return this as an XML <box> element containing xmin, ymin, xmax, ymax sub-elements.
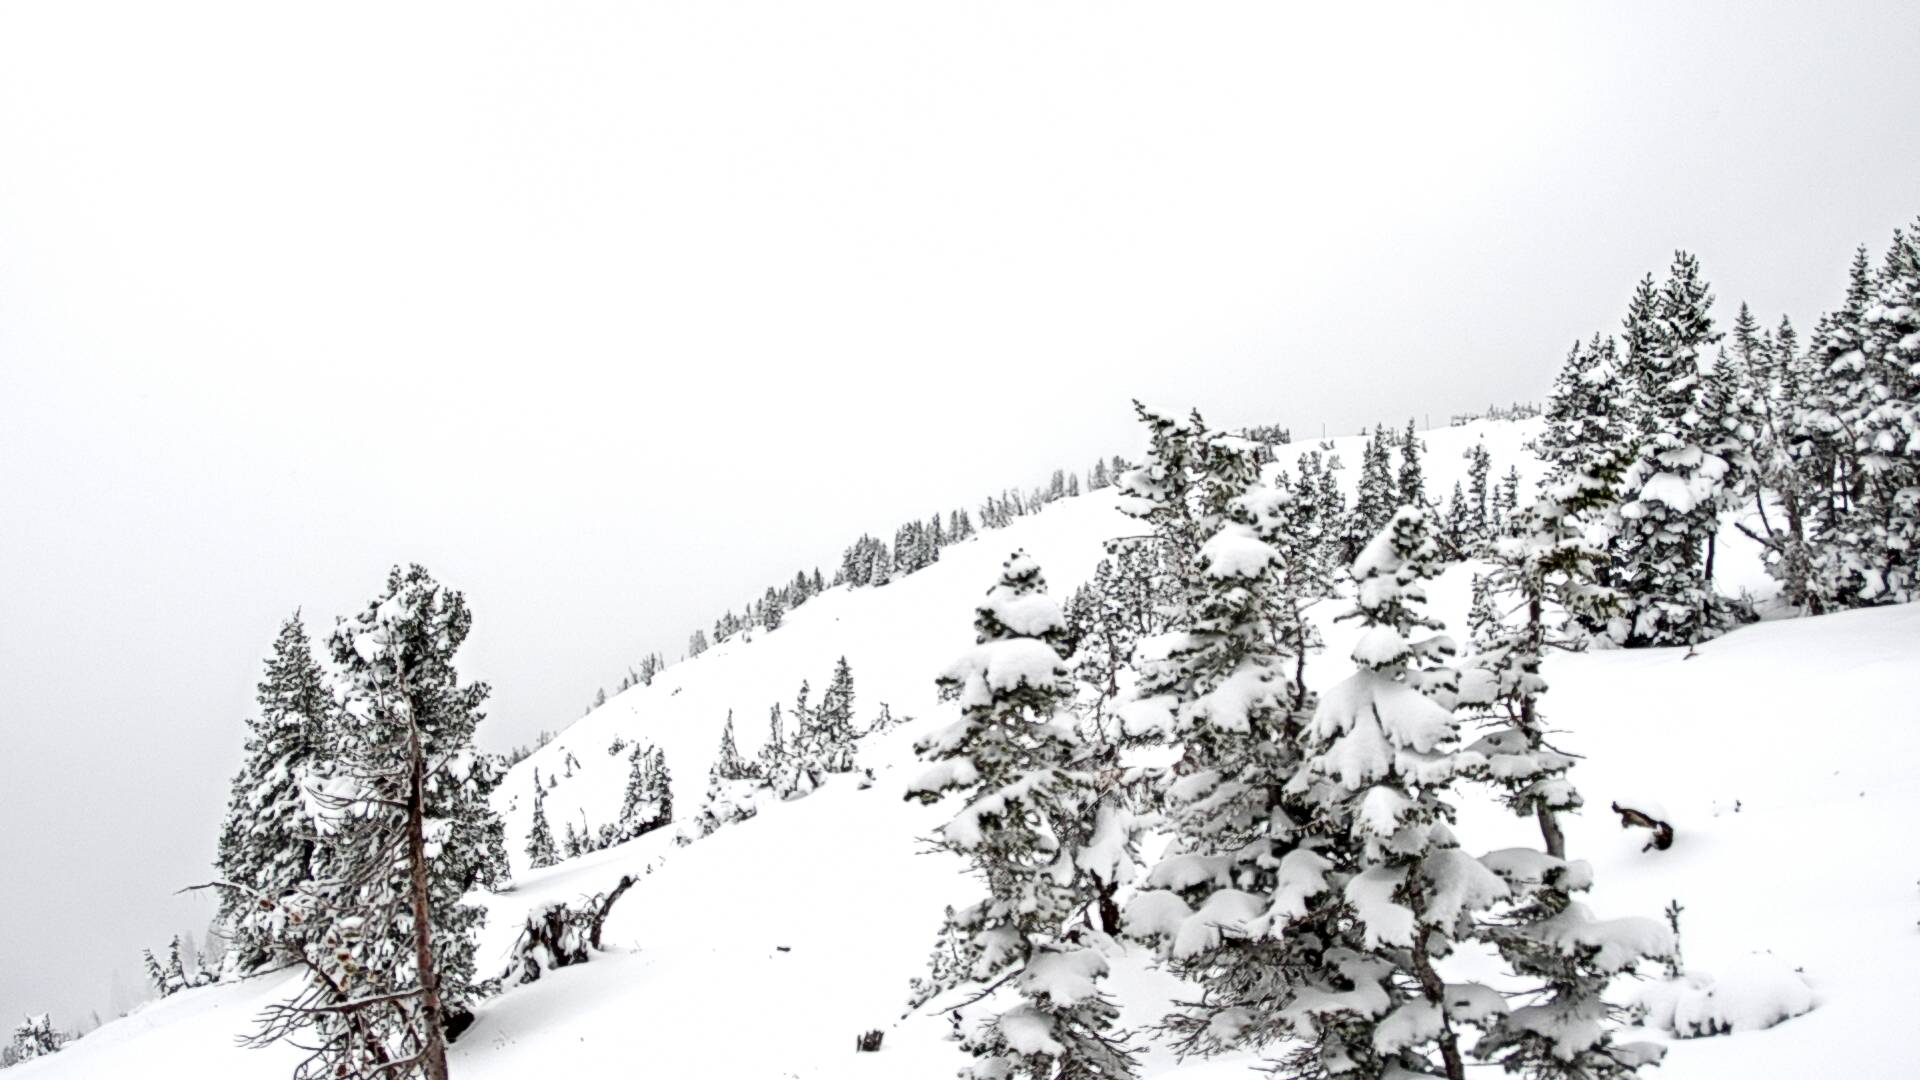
<box><xmin>1287</xmin><ymin>507</ymin><xmax>1497</xmax><ymax>1080</ymax></box>
<box><xmin>1120</xmin><ymin>428</ymin><xmax>1326</xmax><ymax>1057</ymax></box>
<box><xmin>714</xmin><ymin>710</ymin><xmax>755</xmax><ymax>780</ymax></box>
<box><xmin>1615</xmin><ymin>252</ymin><xmax>1733</xmax><ymax>646</ymax></box>
<box><xmin>690</xmin><ymin>715</ymin><xmax>763</xmax><ymax>840</ymax></box>
<box><xmin>1353</xmin><ymin>424</ymin><xmax>1398</xmax><ymax>544</ymax></box>
<box><xmin>248</xmin><ymin>565</ymin><xmax>510</xmax><ymax>1080</ymax></box>
<box><xmin>907</xmin><ymin>551</ymin><xmax>1137</xmax><ymax>1080</ymax></box>
<box><xmin>617</xmin><ymin>745</ymin><xmax>674</xmax><ymax>840</ymax></box>
<box><xmin>1463</xmin><ymin>441</ymin><xmax>1494</xmax><ymax>554</ymax></box>
<box><xmin>757</xmin><ymin>701</ymin><xmax>788</xmax><ymax>779</ymax></box>
<box><xmin>1539</xmin><ymin>335</ymin><xmax>1627</xmax><ymax>486</ymax></box>
<box><xmin>1728</xmin><ymin>304</ymin><xmax>1823</xmax><ymax>613</ymax></box>
<box><xmin>1458</xmin><ymin>497</ymin><xmax>1675</xmax><ymax>1080</ymax></box>
<box><xmin>813</xmin><ymin>656</ymin><xmax>858</xmax><ymax>772</ymax></box>
<box><xmin>1397</xmin><ymin>418</ymin><xmax>1426</xmax><ymax>508</ymax></box>
<box><xmin>1833</xmin><ymin>223</ymin><xmax>1920</xmax><ymax>603</ymax></box>
<box><xmin>525</xmin><ymin>790</ymin><xmax>559</xmax><ymax>869</ymax></box>
<box><xmin>8</xmin><ymin>1014</ymin><xmax>62</xmax><ymax>1062</ymax></box>
<box><xmin>215</xmin><ymin>612</ymin><xmax>334</xmax><ymax>972</ymax></box>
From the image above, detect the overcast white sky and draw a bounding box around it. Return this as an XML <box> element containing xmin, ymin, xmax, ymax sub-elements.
<box><xmin>3</xmin><ymin>0</ymin><xmax>1917</xmax><ymax>1029</ymax></box>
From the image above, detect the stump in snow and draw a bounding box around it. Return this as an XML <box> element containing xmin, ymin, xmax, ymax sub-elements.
<box><xmin>1611</xmin><ymin>799</ymin><xmax>1675</xmax><ymax>851</ymax></box>
<box><xmin>503</xmin><ymin>872</ymin><xmax>641</xmax><ymax>985</ymax></box>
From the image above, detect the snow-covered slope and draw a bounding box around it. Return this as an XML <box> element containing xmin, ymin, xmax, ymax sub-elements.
<box><xmin>22</xmin><ymin>418</ymin><xmax>1920</xmax><ymax>1079</ymax></box>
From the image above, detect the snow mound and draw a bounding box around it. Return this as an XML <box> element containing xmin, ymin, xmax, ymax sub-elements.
<box><xmin>1634</xmin><ymin>953</ymin><xmax>1816</xmax><ymax>1038</ymax></box>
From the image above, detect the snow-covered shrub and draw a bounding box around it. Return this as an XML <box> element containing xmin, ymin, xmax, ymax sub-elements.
<box><xmin>1633</xmin><ymin>952</ymin><xmax>1814</xmax><ymax>1038</ymax></box>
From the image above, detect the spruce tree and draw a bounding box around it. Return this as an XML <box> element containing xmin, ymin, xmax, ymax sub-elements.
<box><xmin>1729</xmin><ymin>304</ymin><xmax>1823</xmax><ymax>613</ymax></box>
<box><xmin>1353</xmin><ymin>424</ymin><xmax>1398</xmax><ymax>542</ymax></box>
<box><xmin>691</xmin><ymin>715</ymin><xmax>761</xmax><ymax>839</ymax></box>
<box><xmin>907</xmin><ymin>552</ymin><xmax>1137</xmax><ymax>1080</ymax></box>
<box><xmin>1463</xmin><ymin>441</ymin><xmax>1494</xmax><ymax>554</ymax></box>
<box><xmin>1851</xmin><ymin>222</ymin><xmax>1920</xmax><ymax>602</ymax></box>
<box><xmin>248</xmin><ymin>565</ymin><xmax>509</xmax><ymax>1080</ymax></box>
<box><xmin>525</xmin><ymin>790</ymin><xmax>559</xmax><ymax>869</ymax></box>
<box><xmin>1288</xmin><ymin>508</ymin><xmax>1496</xmax><ymax>1080</ymax></box>
<box><xmin>8</xmin><ymin>1015</ymin><xmax>61</xmax><ymax>1061</ymax></box>
<box><xmin>617</xmin><ymin>746</ymin><xmax>674</xmax><ymax>840</ymax></box>
<box><xmin>215</xmin><ymin>612</ymin><xmax>335</xmax><ymax>972</ymax></box>
<box><xmin>1615</xmin><ymin>252</ymin><xmax>1731</xmax><ymax>646</ymax></box>
<box><xmin>1120</xmin><ymin>424</ymin><xmax>1327</xmax><ymax>1057</ymax></box>
<box><xmin>1459</xmin><ymin>500</ymin><xmax>1674</xmax><ymax>1080</ymax></box>
<box><xmin>757</xmin><ymin>701</ymin><xmax>788</xmax><ymax>779</ymax></box>
<box><xmin>813</xmin><ymin>656</ymin><xmax>858</xmax><ymax>772</ymax></box>
<box><xmin>1396</xmin><ymin>418</ymin><xmax>1426</xmax><ymax>508</ymax></box>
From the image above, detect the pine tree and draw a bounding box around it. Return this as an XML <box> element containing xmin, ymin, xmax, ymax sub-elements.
<box><xmin>8</xmin><ymin>1014</ymin><xmax>61</xmax><ymax>1061</ymax></box>
<box><xmin>617</xmin><ymin>746</ymin><xmax>674</xmax><ymax>840</ymax></box>
<box><xmin>1286</xmin><ymin>507</ymin><xmax>1495</xmax><ymax>1080</ymax></box>
<box><xmin>1397</xmin><ymin>418</ymin><xmax>1426</xmax><ymax>508</ymax></box>
<box><xmin>165</xmin><ymin>935</ymin><xmax>192</xmax><ymax>993</ymax></box>
<box><xmin>688</xmin><ymin>629</ymin><xmax>708</xmax><ymax>658</ymax></box>
<box><xmin>1615</xmin><ymin>252</ymin><xmax>1732</xmax><ymax>646</ymax></box>
<box><xmin>142</xmin><ymin>948</ymin><xmax>172</xmax><ymax>998</ymax></box>
<box><xmin>1727</xmin><ymin>303</ymin><xmax>1825</xmax><ymax>613</ymax></box>
<box><xmin>215</xmin><ymin>612</ymin><xmax>334</xmax><ymax>972</ymax></box>
<box><xmin>1458</xmin><ymin>496</ymin><xmax>1674</xmax><ymax>1080</ymax></box>
<box><xmin>1700</xmin><ymin>346</ymin><xmax>1761</xmax><ymax>600</ymax></box>
<box><xmin>1442</xmin><ymin>481</ymin><xmax>1472</xmax><ymax>558</ymax></box>
<box><xmin>763</xmin><ymin>586</ymin><xmax>786</xmax><ymax>631</ymax></box>
<box><xmin>907</xmin><ymin>552</ymin><xmax>1137</xmax><ymax>1080</ymax></box>
<box><xmin>714</xmin><ymin>710</ymin><xmax>758</xmax><ymax>780</ymax></box>
<box><xmin>692</xmin><ymin>723</ymin><xmax>762</xmax><ymax>840</ymax></box>
<box><xmin>525</xmin><ymin>790</ymin><xmax>559</xmax><ymax>869</ymax></box>
<box><xmin>1120</xmin><ymin>420</ymin><xmax>1327</xmax><ymax>1058</ymax></box>
<box><xmin>246</xmin><ymin>565</ymin><xmax>509</xmax><ymax>1080</ymax></box>
<box><xmin>1316</xmin><ymin>451</ymin><xmax>1359</xmax><ymax>565</ymax></box>
<box><xmin>1464</xmin><ymin>441</ymin><xmax>1494</xmax><ymax>553</ymax></box>
<box><xmin>757</xmin><ymin>701</ymin><xmax>788</xmax><ymax>779</ymax></box>
<box><xmin>814</xmin><ymin>656</ymin><xmax>858</xmax><ymax>772</ymax></box>
<box><xmin>1539</xmin><ymin>336</ymin><xmax>1628</xmax><ymax>486</ymax></box>
<box><xmin>1353</xmin><ymin>424</ymin><xmax>1398</xmax><ymax>542</ymax></box>
<box><xmin>1849</xmin><ymin>222</ymin><xmax>1920</xmax><ymax>602</ymax></box>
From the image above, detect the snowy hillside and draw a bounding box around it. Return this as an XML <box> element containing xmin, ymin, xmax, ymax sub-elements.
<box><xmin>19</xmin><ymin>417</ymin><xmax>1920</xmax><ymax>1080</ymax></box>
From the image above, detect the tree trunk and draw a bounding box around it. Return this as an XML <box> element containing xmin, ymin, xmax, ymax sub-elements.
<box><xmin>1097</xmin><ymin>880</ymin><xmax>1122</xmax><ymax>936</ymax></box>
<box><xmin>1410</xmin><ymin>926</ymin><xmax>1467</xmax><ymax>1080</ymax></box>
<box><xmin>1535</xmin><ymin>799</ymin><xmax>1566</xmax><ymax>860</ymax></box>
<box><xmin>406</xmin><ymin>710</ymin><xmax>451</xmax><ymax>1080</ymax></box>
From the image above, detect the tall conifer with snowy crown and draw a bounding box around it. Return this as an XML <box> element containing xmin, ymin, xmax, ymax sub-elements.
<box><xmin>1615</xmin><ymin>252</ymin><xmax>1734</xmax><ymax>646</ymax></box>
<box><xmin>525</xmin><ymin>789</ymin><xmax>559</xmax><ymax>869</ymax></box>
<box><xmin>215</xmin><ymin>612</ymin><xmax>335</xmax><ymax>972</ymax></box>
<box><xmin>247</xmin><ymin>565</ymin><xmax>509</xmax><ymax>1080</ymax></box>
<box><xmin>1285</xmin><ymin>506</ymin><xmax>1501</xmax><ymax>1080</ymax></box>
<box><xmin>1842</xmin><ymin>223</ymin><xmax>1920</xmax><ymax>601</ymax></box>
<box><xmin>1458</xmin><ymin>499</ymin><xmax>1674</xmax><ymax>1080</ymax></box>
<box><xmin>1396</xmin><ymin>418</ymin><xmax>1426</xmax><ymax>509</ymax></box>
<box><xmin>907</xmin><ymin>551</ymin><xmax>1137</xmax><ymax>1080</ymax></box>
<box><xmin>1538</xmin><ymin>335</ymin><xmax>1627</xmax><ymax>486</ymax></box>
<box><xmin>1118</xmin><ymin>412</ymin><xmax>1334</xmax><ymax>1058</ymax></box>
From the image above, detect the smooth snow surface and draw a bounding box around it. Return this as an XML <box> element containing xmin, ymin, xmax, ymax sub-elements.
<box><xmin>20</xmin><ymin>418</ymin><xmax>1920</xmax><ymax>1080</ymax></box>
